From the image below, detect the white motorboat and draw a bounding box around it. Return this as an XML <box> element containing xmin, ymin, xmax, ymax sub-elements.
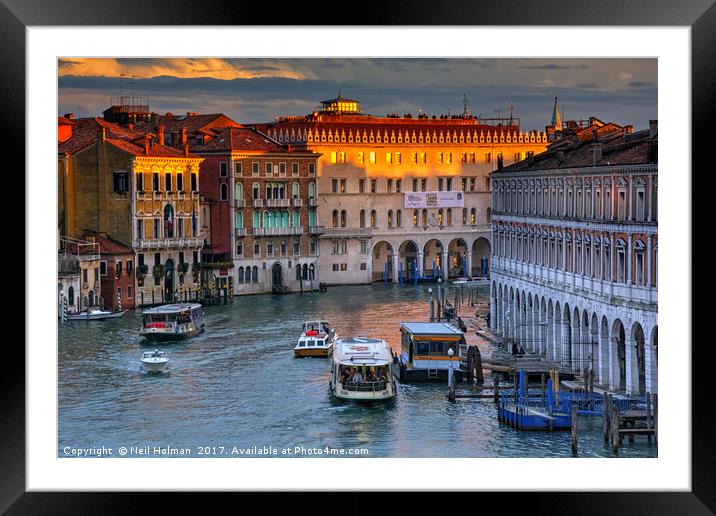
<box><xmin>141</xmin><ymin>349</ymin><xmax>169</xmax><ymax>372</ymax></box>
<box><xmin>66</xmin><ymin>308</ymin><xmax>128</xmax><ymax>321</ymax></box>
<box><xmin>294</xmin><ymin>320</ymin><xmax>337</xmax><ymax>357</ymax></box>
<box><xmin>329</xmin><ymin>337</ymin><xmax>397</xmax><ymax>402</ymax></box>
<box><xmin>139</xmin><ymin>303</ymin><xmax>204</xmax><ymax>340</ymax></box>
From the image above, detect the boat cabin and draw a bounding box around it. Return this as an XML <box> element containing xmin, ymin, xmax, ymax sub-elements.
<box><xmin>394</xmin><ymin>322</ymin><xmax>466</xmax><ymax>382</ymax></box>
<box><xmin>140</xmin><ymin>303</ymin><xmax>204</xmax><ymax>340</ymax></box>
<box><xmin>330</xmin><ymin>337</ymin><xmax>396</xmax><ymax>401</ymax></box>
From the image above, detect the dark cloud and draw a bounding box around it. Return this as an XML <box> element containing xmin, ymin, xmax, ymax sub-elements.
<box><xmin>520</xmin><ymin>64</ymin><xmax>590</xmax><ymax>70</ymax></box>
<box><xmin>574</xmin><ymin>81</ymin><xmax>599</xmax><ymax>89</ymax></box>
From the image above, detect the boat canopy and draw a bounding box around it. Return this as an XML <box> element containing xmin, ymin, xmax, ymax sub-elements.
<box><xmin>333</xmin><ymin>337</ymin><xmax>392</xmax><ymax>365</ymax></box>
<box><xmin>142</xmin><ymin>303</ymin><xmax>202</xmax><ymax>315</ymax></box>
<box><xmin>400</xmin><ymin>322</ymin><xmax>464</xmax><ymax>338</ymax></box>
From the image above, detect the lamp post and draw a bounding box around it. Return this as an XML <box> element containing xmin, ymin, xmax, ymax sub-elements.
<box><xmin>428</xmin><ymin>287</ymin><xmax>434</xmax><ymax>322</ymax></box>
<box><xmin>447</xmin><ymin>347</ymin><xmax>455</xmax><ymax>400</ymax></box>
<box><xmin>437</xmin><ymin>277</ymin><xmax>442</xmax><ymax>322</ymax></box>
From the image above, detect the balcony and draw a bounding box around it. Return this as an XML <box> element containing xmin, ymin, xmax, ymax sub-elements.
<box><xmin>291</xmin><ymin>198</ymin><xmax>303</xmax><ymax>207</ymax></box>
<box><xmin>308</xmin><ymin>198</ymin><xmax>318</xmax><ymax>207</ymax></box>
<box><xmin>132</xmin><ymin>237</ymin><xmax>203</xmax><ymax>249</ymax></box>
<box><xmin>266</xmin><ymin>198</ymin><xmax>290</xmax><ymax>208</ymax></box>
<box><xmin>308</xmin><ymin>226</ymin><xmax>326</xmax><ymax>235</ymax></box>
<box><xmin>253</xmin><ymin>226</ymin><xmax>303</xmax><ymax>236</ymax></box>
<box><xmin>321</xmin><ymin>227</ymin><xmax>373</xmax><ymax>238</ymax></box>
<box><xmin>235</xmin><ymin>199</ymin><xmax>246</xmax><ymax>208</ymax></box>
<box><xmin>235</xmin><ymin>228</ymin><xmax>247</xmax><ymax>237</ymax></box>
<box><xmin>253</xmin><ymin>199</ymin><xmax>263</xmax><ymax>208</ymax></box>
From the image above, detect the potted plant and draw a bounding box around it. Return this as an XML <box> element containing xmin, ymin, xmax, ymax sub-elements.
<box><xmin>152</xmin><ymin>264</ymin><xmax>165</xmax><ymax>286</ymax></box>
<box><xmin>191</xmin><ymin>262</ymin><xmax>201</xmax><ymax>284</ymax></box>
<box><xmin>136</xmin><ymin>264</ymin><xmax>148</xmax><ymax>286</ymax></box>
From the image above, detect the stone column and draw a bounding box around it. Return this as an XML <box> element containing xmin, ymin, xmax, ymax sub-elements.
<box><xmin>441</xmin><ymin>251</ymin><xmax>449</xmax><ymax>281</ymax></box>
<box><xmin>608</xmin><ymin>332</ymin><xmax>618</xmax><ymax>391</ymax></box>
<box><xmin>627</xmin><ymin>234</ymin><xmax>633</xmax><ymax>285</ymax></box>
<box><xmin>466</xmin><ymin>249</ymin><xmax>473</xmax><ymax>277</ymax></box>
<box><xmin>625</xmin><ymin>329</ymin><xmax>636</xmax><ymax>395</ymax></box>
<box><xmin>392</xmin><ymin>253</ymin><xmax>399</xmax><ymax>283</ymax></box>
<box><xmin>416</xmin><ymin>251</ymin><xmax>424</xmax><ymax>279</ymax></box>
<box><xmin>646</xmin><ymin>330</ymin><xmax>658</xmax><ymax>394</ymax></box>
<box><xmin>562</xmin><ymin>318</ymin><xmax>571</xmax><ymax>371</ymax></box>
<box><xmin>646</xmin><ymin>236</ymin><xmax>652</xmax><ymax>288</ymax></box>
<box><xmin>490</xmin><ymin>287</ymin><xmax>497</xmax><ymax>332</ymax></box>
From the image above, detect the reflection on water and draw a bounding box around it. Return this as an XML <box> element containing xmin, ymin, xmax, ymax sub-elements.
<box><xmin>58</xmin><ymin>284</ymin><xmax>656</xmax><ymax>458</ymax></box>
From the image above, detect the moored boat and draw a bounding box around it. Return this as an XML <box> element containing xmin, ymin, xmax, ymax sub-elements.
<box><xmin>329</xmin><ymin>337</ymin><xmax>397</xmax><ymax>402</ymax></box>
<box><xmin>66</xmin><ymin>308</ymin><xmax>127</xmax><ymax>321</ymax></box>
<box><xmin>141</xmin><ymin>349</ymin><xmax>169</xmax><ymax>372</ymax></box>
<box><xmin>294</xmin><ymin>320</ymin><xmax>337</xmax><ymax>357</ymax></box>
<box><xmin>139</xmin><ymin>303</ymin><xmax>204</xmax><ymax>341</ymax></box>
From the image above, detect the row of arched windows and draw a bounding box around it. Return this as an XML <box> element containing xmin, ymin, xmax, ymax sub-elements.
<box><xmin>237</xmin><ymin>266</ymin><xmax>259</xmax><ymax>283</ymax></box>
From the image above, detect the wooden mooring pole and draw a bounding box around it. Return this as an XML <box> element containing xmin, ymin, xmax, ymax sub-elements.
<box><xmin>603</xmin><ymin>392</ymin><xmax>610</xmax><ymax>443</ymax></box>
<box><xmin>611</xmin><ymin>403</ymin><xmax>620</xmax><ymax>454</ymax></box>
<box><xmin>493</xmin><ymin>376</ymin><xmax>499</xmax><ymax>404</ymax></box>
<box><xmin>646</xmin><ymin>392</ymin><xmax>652</xmax><ymax>442</ymax></box>
<box><xmin>571</xmin><ymin>403</ymin><xmax>578</xmax><ymax>456</ymax></box>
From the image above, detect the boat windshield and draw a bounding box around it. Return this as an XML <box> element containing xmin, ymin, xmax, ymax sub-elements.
<box><xmin>177</xmin><ymin>311</ymin><xmax>192</xmax><ymax>324</ymax></box>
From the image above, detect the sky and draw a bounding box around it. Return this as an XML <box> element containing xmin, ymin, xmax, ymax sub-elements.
<box><xmin>58</xmin><ymin>58</ymin><xmax>657</xmax><ymax>131</ymax></box>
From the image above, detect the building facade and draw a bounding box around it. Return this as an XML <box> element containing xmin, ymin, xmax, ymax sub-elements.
<box><xmin>83</xmin><ymin>231</ymin><xmax>137</xmax><ymax>311</ymax></box>
<box><xmin>58</xmin><ymin>114</ymin><xmax>205</xmax><ymax>306</ymax></box>
<box><xmin>258</xmin><ymin>96</ymin><xmax>549</xmax><ymax>285</ymax></box>
<box><xmin>193</xmin><ymin>127</ymin><xmax>321</xmax><ymax>294</ymax></box>
<box><xmin>489</xmin><ymin>120</ymin><xmax>658</xmax><ymax>395</ymax></box>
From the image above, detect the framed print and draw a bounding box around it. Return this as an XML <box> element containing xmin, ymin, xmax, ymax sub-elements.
<box><xmin>5</xmin><ymin>0</ymin><xmax>713</xmax><ymax>512</ymax></box>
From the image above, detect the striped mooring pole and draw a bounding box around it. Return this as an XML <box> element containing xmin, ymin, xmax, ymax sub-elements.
<box><xmin>117</xmin><ymin>289</ymin><xmax>122</xmax><ymax>311</ymax></box>
<box><xmin>60</xmin><ymin>291</ymin><xmax>68</xmax><ymax>323</ymax></box>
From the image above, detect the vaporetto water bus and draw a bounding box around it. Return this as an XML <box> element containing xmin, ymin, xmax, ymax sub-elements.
<box><xmin>294</xmin><ymin>320</ymin><xmax>337</xmax><ymax>357</ymax></box>
<box><xmin>139</xmin><ymin>303</ymin><xmax>204</xmax><ymax>341</ymax></box>
<box><xmin>329</xmin><ymin>337</ymin><xmax>397</xmax><ymax>402</ymax></box>
<box><xmin>392</xmin><ymin>322</ymin><xmax>466</xmax><ymax>382</ymax></box>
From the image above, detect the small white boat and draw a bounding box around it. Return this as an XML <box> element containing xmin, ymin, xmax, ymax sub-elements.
<box><xmin>141</xmin><ymin>349</ymin><xmax>169</xmax><ymax>372</ymax></box>
<box><xmin>66</xmin><ymin>308</ymin><xmax>128</xmax><ymax>321</ymax></box>
<box><xmin>139</xmin><ymin>303</ymin><xmax>204</xmax><ymax>340</ymax></box>
<box><xmin>329</xmin><ymin>337</ymin><xmax>397</xmax><ymax>402</ymax></box>
<box><xmin>294</xmin><ymin>320</ymin><xmax>337</xmax><ymax>358</ymax></box>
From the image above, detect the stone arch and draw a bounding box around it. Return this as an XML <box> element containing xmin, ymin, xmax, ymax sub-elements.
<box><xmin>539</xmin><ymin>296</ymin><xmax>547</xmax><ymax>356</ymax></box>
<box><xmin>448</xmin><ymin>237</ymin><xmax>468</xmax><ymax>278</ymax></box>
<box><xmin>554</xmin><ymin>300</ymin><xmax>562</xmax><ymax>364</ymax></box>
<box><xmin>472</xmin><ymin>237</ymin><xmax>491</xmax><ymax>277</ymax></box>
<box><xmin>371</xmin><ymin>240</ymin><xmax>395</xmax><ymax>282</ymax></box>
<box><xmin>631</xmin><ymin>321</ymin><xmax>647</xmax><ymax>395</ymax></box>
<box><xmin>599</xmin><ymin>315</ymin><xmax>610</xmax><ymax>385</ymax></box>
<box><xmin>649</xmin><ymin>326</ymin><xmax>658</xmax><ymax>393</ymax></box>
<box><xmin>589</xmin><ymin>312</ymin><xmax>599</xmax><ymax>381</ymax></box>
<box><xmin>423</xmin><ymin>238</ymin><xmax>446</xmax><ymax>279</ymax></box>
<box><xmin>399</xmin><ymin>239</ymin><xmax>420</xmax><ymax>281</ymax></box>
<box><xmin>611</xmin><ymin>319</ymin><xmax>627</xmax><ymax>391</ymax></box>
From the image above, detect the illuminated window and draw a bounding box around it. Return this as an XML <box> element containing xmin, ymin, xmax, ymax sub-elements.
<box><xmin>369</xmin><ymin>152</ymin><xmax>376</xmax><ymax>164</ymax></box>
<box><xmin>437</xmin><ymin>152</ymin><xmax>444</xmax><ymax>164</ymax></box>
<box><xmin>357</xmin><ymin>152</ymin><xmax>364</xmax><ymax>164</ymax></box>
<box><xmin>421</xmin><ymin>179</ymin><xmax>427</xmax><ymax>192</ymax></box>
<box><xmin>413</xmin><ymin>209</ymin><xmax>418</xmax><ymax>226</ymax></box>
<box><xmin>386</xmin><ymin>153</ymin><xmax>392</xmax><ymax>164</ymax></box>
<box><xmin>411</xmin><ymin>153</ymin><xmax>418</xmax><ymax>164</ymax></box>
<box><xmin>438</xmin><ymin>209</ymin><xmax>443</xmax><ymax>225</ymax></box>
<box><xmin>395</xmin><ymin>152</ymin><xmax>401</xmax><ymax>164</ymax></box>
<box><xmin>396</xmin><ymin>180</ymin><xmax>401</xmax><ymax>193</ymax></box>
<box><xmin>419</xmin><ymin>152</ymin><xmax>426</xmax><ymax>164</ymax></box>
<box><xmin>338</xmin><ymin>152</ymin><xmax>346</xmax><ymax>164</ymax></box>
<box><xmin>330</xmin><ymin>152</ymin><xmax>337</xmax><ymax>163</ymax></box>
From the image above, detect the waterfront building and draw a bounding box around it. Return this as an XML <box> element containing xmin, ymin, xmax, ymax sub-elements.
<box><xmin>489</xmin><ymin>120</ymin><xmax>658</xmax><ymax>395</ymax></box>
<box><xmin>82</xmin><ymin>231</ymin><xmax>136</xmax><ymax>310</ymax></box>
<box><xmin>257</xmin><ymin>95</ymin><xmax>549</xmax><ymax>285</ymax></box>
<box><xmin>58</xmin><ymin>235</ymin><xmax>101</xmax><ymax>310</ymax></box>
<box><xmin>192</xmin><ymin>127</ymin><xmax>321</xmax><ymax>294</ymax></box>
<box><xmin>58</xmin><ymin>114</ymin><xmax>204</xmax><ymax>305</ymax></box>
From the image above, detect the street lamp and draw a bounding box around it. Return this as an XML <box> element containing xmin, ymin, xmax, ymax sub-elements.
<box><xmin>447</xmin><ymin>347</ymin><xmax>455</xmax><ymax>398</ymax></box>
<box><xmin>428</xmin><ymin>287</ymin><xmax>434</xmax><ymax>322</ymax></box>
<box><xmin>437</xmin><ymin>278</ymin><xmax>443</xmax><ymax>321</ymax></box>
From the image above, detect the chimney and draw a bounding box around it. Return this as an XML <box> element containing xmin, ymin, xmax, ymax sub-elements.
<box><xmin>181</xmin><ymin>127</ymin><xmax>188</xmax><ymax>146</ymax></box>
<box><xmin>157</xmin><ymin>125</ymin><xmax>165</xmax><ymax>145</ymax></box>
<box><xmin>64</xmin><ymin>113</ymin><xmax>75</xmax><ymax>120</ymax></box>
<box><xmin>591</xmin><ymin>144</ymin><xmax>603</xmax><ymax>165</ymax></box>
<box><xmin>649</xmin><ymin>120</ymin><xmax>657</xmax><ymax>139</ymax></box>
<box><xmin>287</xmin><ymin>144</ymin><xmax>292</xmax><ymax>152</ymax></box>
<box><xmin>144</xmin><ymin>135</ymin><xmax>151</xmax><ymax>155</ymax></box>
<box><xmin>184</xmin><ymin>145</ymin><xmax>189</xmax><ymax>157</ymax></box>
<box><xmin>99</xmin><ymin>125</ymin><xmax>106</xmax><ymax>141</ymax></box>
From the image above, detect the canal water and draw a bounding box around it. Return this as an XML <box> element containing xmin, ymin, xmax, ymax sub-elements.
<box><xmin>58</xmin><ymin>283</ymin><xmax>656</xmax><ymax>458</ymax></box>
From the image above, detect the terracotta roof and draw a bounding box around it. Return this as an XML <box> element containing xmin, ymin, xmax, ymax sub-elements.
<box><xmin>81</xmin><ymin>231</ymin><xmax>134</xmax><ymax>255</ymax></box>
<box><xmin>495</xmin><ymin>128</ymin><xmax>657</xmax><ymax>173</ymax></box>
<box><xmin>195</xmin><ymin>126</ymin><xmax>289</xmax><ymax>153</ymax></box>
<box><xmin>58</xmin><ymin>117</ymin><xmax>148</xmax><ymax>155</ymax></box>
<box><xmin>58</xmin><ymin>116</ymin><xmax>75</xmax><ymax>126</ymax></box>
<box><xmin>58</xmin><ymin>117</ymin><xmax>200</xmax><ymax>158</ymax></box>
<box><xmin>135</xmin><ymin>113</ymin><xmax>241</xmax><ymax>135</ymax></box>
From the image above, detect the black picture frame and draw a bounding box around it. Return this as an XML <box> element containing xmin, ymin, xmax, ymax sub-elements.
<box><xmin>6</xmin><ymin>0</ymin><xmax>711</xmax><ymax>513</ymax></box>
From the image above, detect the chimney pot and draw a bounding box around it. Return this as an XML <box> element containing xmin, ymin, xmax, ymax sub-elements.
<box><xmin>184</xmin><ymin>145</ymin><xmax>189</xmax><ymax>157</ymax></box>
<box><xmin>181</xmin><ymin>127</ymin><xmax>188</xmax><ymax>145</ymax></box>
<box><xmin>157</xmin><ymin>125</ymin><xmax>165</xmax><ymax>145</ymax></box>
<box><xmin>99</xmin><ymin>125</ymin><xmax>106</xmax><ymax>141</ymax></box>
<box><xmin>64</xmin><ymin>113</ymin><xmax>75</xmax><ymax>120</ymax></box>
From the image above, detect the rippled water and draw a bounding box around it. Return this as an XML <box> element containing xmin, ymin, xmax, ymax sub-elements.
<box><xmin>58</xmin><ymin>283</ymin><xmax>656</xmax><ymax>458</ymax></box>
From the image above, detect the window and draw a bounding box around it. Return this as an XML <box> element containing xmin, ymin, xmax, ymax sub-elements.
<box><xmin>369</xmin><ymin>152</ymin><xmax>376</xmax><ymax>164</ymax></box>
<box><xmin>332</xmin><ymin>179</ymin><xmax>338</xmax><ymax>193</ymax></box>
<box><xmin>220</xmin><ymin>184</ymin><xmax>228</xmax><ymax>201</ymax></box>
<box><xmin>360</xmin><ymin>241</ymin><xmax>368</xmax><ymax>254</ymax></box>
<box><xmin>386</xmin><ymin>152</ymin><xmax>392</xmax><ymax>164</ymax></box>
<box><xmin>254</xmin><ymin>241</ymin><xmax>260</xmax><ymax>257</ymax></box>
<box><xmin>281</xmin><ymin>241</ymin><xmax>287</xmax><ymax>256</ymax></box>
<box><xmin>127</xmin><ymin>286</ymin><xmax>132</xmax><ymax>299</ymax></box>
<box><xmin>411</xmin><ymin>152</ymin><xmax>418</xmax><ymax>164</ymax></box>
<box><xmin>279</xmin><ymin>163</ymin><xmax>287</xmax><ymax>175</ymax></box>
<box><xmin>190</xmin><ymin>173</ymin><xmax>197</xmax><ymax>191</ymax></box>
<box><xmin>370</xmin><ymin>179</ymin><xmax>377</xmax><ymax>193</ymax></box>
<box><xmin>421</xmin><ymin>179</ymin><xmax>427</xmax><ymax>192</ymax></box>
<box><xmin>308</xmin><ymin>163</ymin><xmax>316</xmax><ymax>175</ymax></box>
<box><xmin>154</xmin><ymin>219</ymin><xmax>160</xmax><ymax>238</ymax></box>
<box><xmin>293</xmin><ymin>241</ymin><xmax>300</xmax><ymax>255</ymax></box>
<box><xmin>165</xmin><ymin>172</ymin><xmax>172</xmax><ymax>191</ymax></box>
<box><xmin>292</xmin><ymin>163</ymin><xmax>299</xmax><ymax>176</ymax></box>
<box><xmin>340</xmin><ymin>179</ymin><xmax>346</xmax><ymax>193</ymax></box>
<box><xmin>413</xmin><ymin>209</ymin><xmax>418</xmax><ymax>226</ymax></box>
<box><xmin>113</xmin><ymin>172</ymin><xmax>128</xmax><ymax>193</ymax></box>
<box><xmin>396</xmin><ymin>209</ymin><xmax>402</xmax><ymax>227</ymax></box>
<box><xmin>446</xmin><ymin>178</ymin><xmax>452</xmax><ymax>191</ymax></box>
<box><xmin>395</xmin><ymin>179</ymin><xmax>401</xmax><ymax>193</ymax></box>
<box><xmin>252</xmin><ymin>162</ymin><xmax>260</xmax><ymax>176</ymax></box>
<box><xmin>470</xmin><ymin>177</ymin><xmax>476</xmax><ymax>191</ymax></box>
<box><xmin>485</xmin><ymin>152</ymin><xmax>491</xmax><ymax>163</ymax></box>
<box><xmin>266</xmin><ymin>163</ymin><xmax>273</xmax><ymax>176</ymax></box>
<box><xmin>235</xmin><ymin>162</ymin><xmax>242</xmax><ymax>176</ymax></box>
<box><xmin>395</xmin><ymin>152</ymin><xmax>401</xmax><ymax>164</ymax></box>
<box><xmin>387</xmin><ymin>179</ymin><xmax>393</xmax><ymax>193</ymax></box>
<box><xmin>340</xmin><ymin>263</ymin><xmax>347</xmax><ymax>271</ymax></box>
<box><xmin>176</xmin><ymin>172</ymin><xmax>183</xmax><ymax>191</ymax></box>
<box><xmin>370</xmin><ymin>210</ymin><xmax>377</xmax><ymax>227</ymax></box>
<box><xmin>359</xmin><ymin>178</ymin><xmax>366</xmax><ymax>193</ymax></box>
<box><xmin>388</xmin><ymin>210</ymin><xmax>393</xmax><ymax>227</ymax></box>
<box><xmin>136</xmin><ymin>172</ymin><xmax>144</xmax><ymax>191</ymax></box>
<box><xmin>333</xmin><ymin>263</ymin><xmax>339</xmax><ymax>271</ymax></box>
<box><xmin>340</xmin><ymin>210</ymin><xmax>347</xmax><ymax>227</ymax></box>
<box><xmin>153</xmin><ymin>172</ymin><xmax>160</xmax><ymax>191</ymax></box>
<box><xmin>438</xmin><ymin>178</ymin><xmax>444</xmax><ymax>191</ymax></box>
<box><xmin>220</xmin><ymin>162</ymin><xmax>228</xmax><ymax>177</ymax></box>
<box><xmin>136</xmin><ymin>219</ymin><xmax>144</xmax><ymax>239</ymax></box>
<box><xmin>419</xmin><ymin>152</ymin><xmax>426</xmax><ymax>164</ymax></box>
<box><xmin>412</xmin><ymin>178</ymin><xmax>418</xmax><ymax>191</ymax></box>
<box><xmin>100</xmin><ymin>261</ymin><xmax>107</xmax><ymax>276</ymax></box>
<box><xmin>462</xmin><ymin>178</ymin><xmax>467</xmax><ymax>191</ymax></box>
<box><xmin>267</xmin><ymin>241</ymin><xmax>274</xmax><ymax>256</ymax></box>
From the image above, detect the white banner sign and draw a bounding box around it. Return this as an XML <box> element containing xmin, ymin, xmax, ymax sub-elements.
<box><xmin>403</xmin><ymin>191</ymin><xmax>465</xmax><ymax>209</ymax></box>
